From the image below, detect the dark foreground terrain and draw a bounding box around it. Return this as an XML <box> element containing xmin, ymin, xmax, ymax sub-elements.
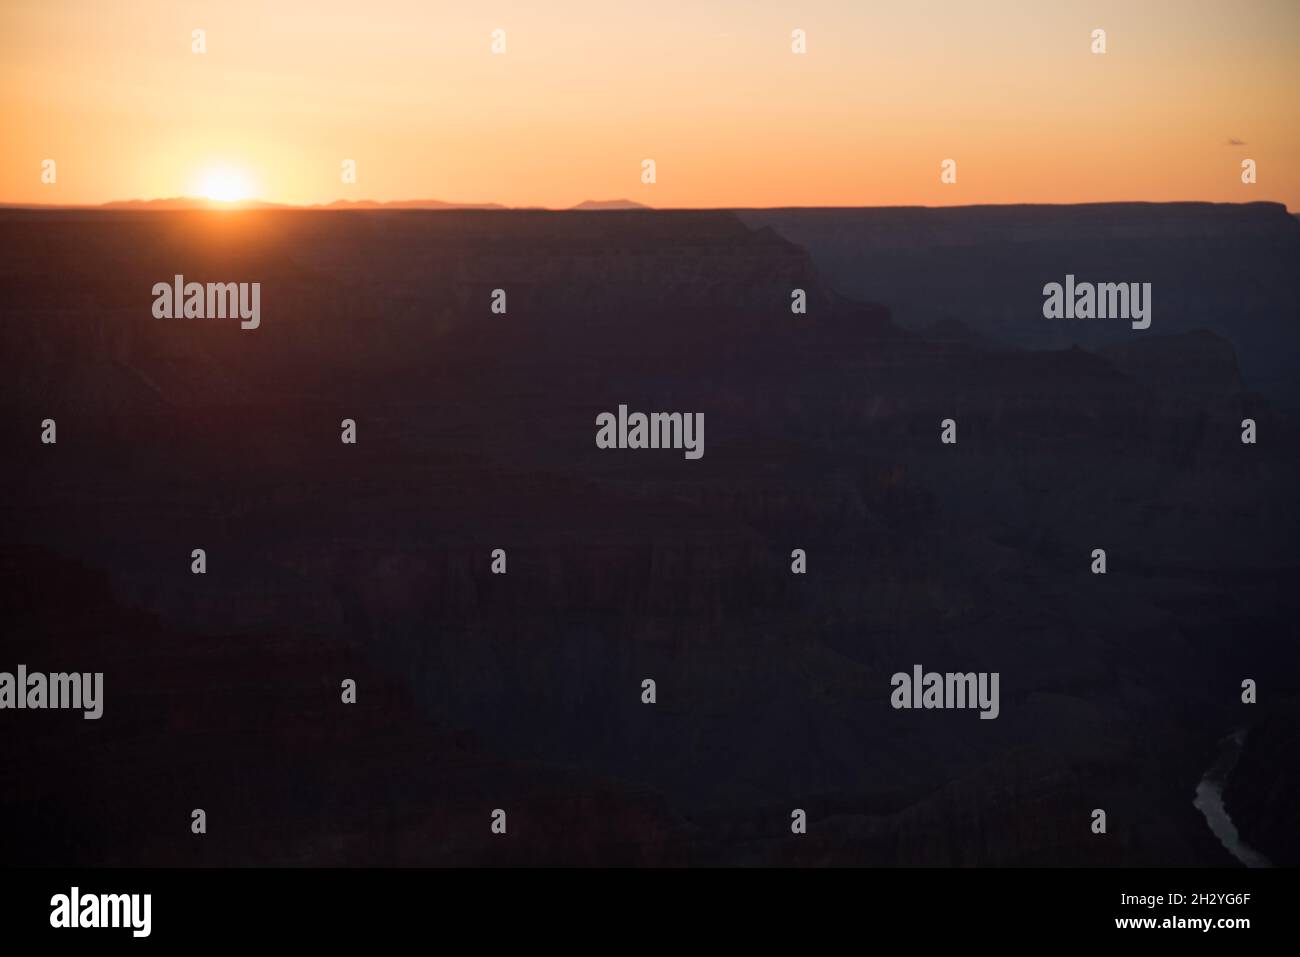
<box><xmin>1</xmin><ymin>206</ymin><xmax>1297</xmax><ymax>865</ymax></box>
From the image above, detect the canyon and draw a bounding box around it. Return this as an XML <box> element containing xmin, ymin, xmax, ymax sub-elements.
<box><xmin>0</xmin><ymin>206</ymin><xmax>1296</xmax><ymax>865</ymax></box>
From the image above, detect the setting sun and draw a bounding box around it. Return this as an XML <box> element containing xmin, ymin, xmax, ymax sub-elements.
<box><xmin>196</xmin><ymin>168</ymin><xmax>251</xmax><ymax>203</ymax></box>
<box><xmin>2</xmin><ymin>0</ymin><xmax>1297</xmax><ymax>210</ymax></box>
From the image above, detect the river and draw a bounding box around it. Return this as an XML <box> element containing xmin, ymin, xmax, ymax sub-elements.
<box><xmin>1193</xmin><ymin>728</ymin><xmax>1272</xmax><ymax>868</ymax></box>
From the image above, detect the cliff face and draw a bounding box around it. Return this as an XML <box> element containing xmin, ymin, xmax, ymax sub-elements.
<box><xmin>741</xmin><ymin>202</ymin><xmax>1300</xmax><ymax>406</ymax></box>
<box><xmin>1</xmin><ymin>208</ymin><xmax>1296</xmax><ymax>865</ymax></box>
<box><xmin>0</xmin><ymin>547</ymin><xmax>687</xmax><ymax>866</ymax></box>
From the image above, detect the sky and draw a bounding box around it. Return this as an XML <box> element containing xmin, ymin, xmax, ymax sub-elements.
<box><xmin>2</xmin><ymin>0</ymin><xmax>1298</xmax><ymax>209</ymax></box>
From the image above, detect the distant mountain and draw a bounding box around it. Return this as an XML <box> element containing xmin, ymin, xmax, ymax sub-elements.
<box><xmin>569</xmin><ymin>199</ymin><xmax>651</xmax><ymax>211</ymax></box>
<box><xmin>102</xmin><ymin>197</ymin><xmax>510</xmax><ymax>211</ymax></box>
<box><xmin>5</xmin><ymin>196</ymin><xmax>516</xmax><ymax>211</ymax></box>
<box><xmin>101</xmin><ymin>196</ymin><xmax>289</xmax><ymax>210</ymax></box>
<box><xmin>314</xmin><ymin>198</ymin><xmax>507</xmax><ymax>210</ymax></box>
<box><xmin>5</xmin><ymin>196</ymin><xmax>650</xmax><ymax>211</ymax></box>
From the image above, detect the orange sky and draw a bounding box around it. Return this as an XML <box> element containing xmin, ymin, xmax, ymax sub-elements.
<box><xmin>2</xmin><ymin>0</ymin><xmax>1298</xmax><ymax>209</ymax></box>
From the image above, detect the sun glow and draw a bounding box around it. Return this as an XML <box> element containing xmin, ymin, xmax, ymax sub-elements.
<box><xmin>196</xmin><ymin>167</ymin><xmax>251</xmax><ymax>203</ymax></box>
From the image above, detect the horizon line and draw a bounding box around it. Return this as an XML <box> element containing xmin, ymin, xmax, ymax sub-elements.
<box><xmin>1</xmin><ymin>197</ymin><xmax>1295</xmax><ymax>214</ymax></box>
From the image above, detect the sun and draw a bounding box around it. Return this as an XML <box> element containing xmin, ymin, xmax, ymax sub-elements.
<box><xmin>196</xmin><ymin>167</ymin><xmax>251</xmax><ymax>203</ymax></box>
